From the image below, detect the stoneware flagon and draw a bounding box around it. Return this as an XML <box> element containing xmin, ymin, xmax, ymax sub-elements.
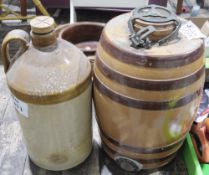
<box><xmin>1</xmin><ymin>16</ymin><xmax>92</xmax><ymax>171</ymax></box>
<box><xmin>93</xmin><ymin>5</ymin><xmax>205</xmax><ymax>171</ymax></box>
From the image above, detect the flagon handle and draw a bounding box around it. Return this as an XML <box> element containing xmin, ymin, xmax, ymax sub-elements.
<box><xmin>2</xmin><ymin>29</ymin><xmax>30</xmax><ymax>73</ymax></box>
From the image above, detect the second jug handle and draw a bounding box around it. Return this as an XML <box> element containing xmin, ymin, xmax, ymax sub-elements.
<box><xmin>1</xmin><ymin>29</ymin><xmax>30</xmax><ymax>73</ymax></box>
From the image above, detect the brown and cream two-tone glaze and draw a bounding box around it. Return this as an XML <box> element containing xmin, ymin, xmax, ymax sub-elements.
<box><xmin>2</xmin><ymin>16</ymin><xmax>92</xmax><ymax>171</ymax></box>
<box><xmin>93</xmin><ymin>13</ymin><xmax>205</xmax><ymax>170</ymax></box>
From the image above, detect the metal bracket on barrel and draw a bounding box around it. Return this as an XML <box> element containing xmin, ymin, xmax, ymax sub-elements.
<box><xmin>129</xmin><ymin>24</ymin><xmax>156</xmax><ymax>49</ymax></box>
<box><xmin>128</xmin><ymin>5</ymin><xmax>181</xmax><ymax>49</ymax></box>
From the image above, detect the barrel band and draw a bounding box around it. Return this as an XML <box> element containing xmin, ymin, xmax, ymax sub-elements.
<box><xmin>94</xmin><ymin>74</ymin><xmax>202</xmax><ymax>110</ymax></box>
<box><xmin>102</xmin><ymin>141</ymin><xmax>176</xmax><ymax>164</ymax></box>
<box><xmin>99</xmin><ymin>126</ymin><xmax>184</xmax><ymax>154</ymax></box>
<box><xmin>9</xmin><ymin>73</ymin><xmax>92</xmax><ymax>105</ymax></box>
<box><xmin>96</xmin><ymin>55</ymin><xmax>205</xmax><ymax>91</ymax></box>
<box><xmin>100</xmin><ymin>33</ymin><xmax>204</xmax><ymax>68</ymax></box>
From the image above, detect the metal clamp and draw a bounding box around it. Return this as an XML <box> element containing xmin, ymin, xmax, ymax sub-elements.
<box><xmin>128</xmin><ymin>5</ymin><xmax>181</xmax><ymax>49</ymax></box>
<box><xmin>129</xmin><ymin>25</ymin><xmax>155</xmax><ymax>49</ymax></box>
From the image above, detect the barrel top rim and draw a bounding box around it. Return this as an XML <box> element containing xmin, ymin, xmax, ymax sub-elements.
<box><xmin>103</xmin><ymin>13</ymin><xmax>203</xmax><ymax>58</ymax></box>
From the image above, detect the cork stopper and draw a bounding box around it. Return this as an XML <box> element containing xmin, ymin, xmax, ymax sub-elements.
<box><xmin>30</xmin><ymin>16</ymin><xmax>55</xmax><ymax>34</ymax></box>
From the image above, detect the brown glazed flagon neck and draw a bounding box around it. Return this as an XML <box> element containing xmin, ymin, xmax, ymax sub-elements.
<box><xmin>31</xmin><ymin>30</ymin><xmax>57</xmax><ymax>48</ymax></box>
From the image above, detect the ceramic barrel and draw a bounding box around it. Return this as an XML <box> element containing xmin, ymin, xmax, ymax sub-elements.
<box><xmin>93</xmin><ymin>13</ymin><xmax>205</xmax><ymax>170</ymax></box>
